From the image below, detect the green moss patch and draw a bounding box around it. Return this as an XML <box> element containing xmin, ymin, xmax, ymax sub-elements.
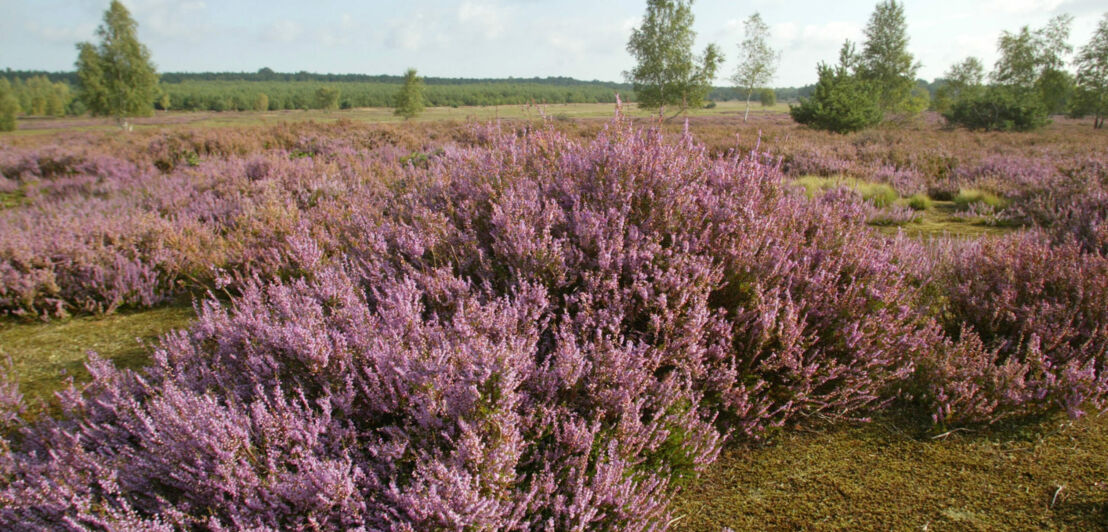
<box><xmin>877</xmin><ymin>200</ymin><xmax>1017</xmax><ymax>238</ymax></box>
<box><xmin>673</xmin><ymin>412</ymin><xmax>1108</xmax><ymax>530</ymax></box>
<box><xmin>0</xmin><ymin>305</ymin><xmax>194</xmax><ymax>409</ymax></box>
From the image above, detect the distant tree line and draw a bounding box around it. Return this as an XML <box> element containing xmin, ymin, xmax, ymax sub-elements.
<box><xmin>154</xmin><ymin>80</ymin><xmax>637</xmax><ymax>112</ymax></box>
<box><xmin>1</xmin><ymin>69</ymin><xmax>640</xmax><ymax>114</ymax></box>
<box><xmin>0</xmin><ymin>75</ymin><xmax>80</xmax><ymax>116</ymax></box>
<box><xmin>2</xmin><ymin>68</ymin><xmax>635</xmax><ymax>89</ymax></box>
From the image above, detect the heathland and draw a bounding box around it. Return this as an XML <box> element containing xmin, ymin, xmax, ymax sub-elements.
<box><xmin>1</xmin><ymin>104</ymin><xmax>1106</xmax><ymax>529</ymax></box>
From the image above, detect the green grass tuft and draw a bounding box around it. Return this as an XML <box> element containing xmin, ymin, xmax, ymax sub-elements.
<box><xmin>954</xmin><ymin>188</ymin><xmax>1008</xmax><ymax>210</ymax></box>
<box><xmin>0</xmin><ymin>190</ymin><xmax>25</xmax><ymax>210</ymax></box>
<box><xmin>792</xmin><ymin>176</ymin><xmax>899</xmax><ymax>208</ymax></box>
<box><xmin>857</xmin><ymin>183</ymin><xmax>899</xmax><ymax>208</ymax></box>
<box><xmin>906</xmin><ymin>193</ymin><xmax>933</xmax><ymax>211</ymax></box>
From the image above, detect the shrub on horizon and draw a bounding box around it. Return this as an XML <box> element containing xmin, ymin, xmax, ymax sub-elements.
<box><xmin>943</xmin><ymin>86</ymin><xmax>1049</xmax><ymax>131</ymax></box>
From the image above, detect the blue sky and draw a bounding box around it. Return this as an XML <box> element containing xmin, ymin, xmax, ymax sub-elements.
<box><xmin>1</xmin><ymin>0</ymin><xmax>1104</xmax><ymax>87</ymax></box>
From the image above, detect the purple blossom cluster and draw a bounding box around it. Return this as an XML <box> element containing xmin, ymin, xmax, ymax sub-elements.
<box><xmin>1</xmin><ymin>116</ymin><xmax>1107</xmax><ymax>527</ymax></box>
<box><xmin>927</xmin><ymin>232</ymin><xmax>1108</xmax><ymax>423</ymax></box>
<box><xmin>761</xmin><ymin>121</ymin><xmax>1108</xmax><ymax>202</ymax></box>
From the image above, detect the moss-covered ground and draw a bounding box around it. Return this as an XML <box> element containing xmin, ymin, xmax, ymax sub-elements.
<box><xmin>668</xmin><ymin>191</ymin><xmax>1097</xmax><ymax>530</ymax></box>
<box><xmin>881</xmin><ymin>200</ymin><xmax>1016</xmax><ymax>239</ymax></box>
<box><xmin>0</xmin><ymin>305</ymin><xmax>194</xmax><ymax>411</ymax></box>
<box><xmin>672</xmin><ymin>411</ymin><xmax>1108</xmax><ymax>530</ymax></box>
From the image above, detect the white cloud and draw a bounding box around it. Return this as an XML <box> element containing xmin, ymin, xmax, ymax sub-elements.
<box><xmin>457</xmin><ymin>1</ymin><xmax>505</xmax><ymax>40</ymax></box>
<box><xmin>773</xmin><ymin>22</ymin><xmax>799</xmax><ymax>42</ymax></box>
<box><xmin>385</xmin><ymin>11</ymin><xmax>436</xmax><ymax>51</ymax></box>
<box><xmin>263</xmin><ymin>20</ymin><xmax>303</xmax><ymax>43</ymax></box>
<box><xmin>547</xmin><ymin>32</ymin><xmax>585</xmax><ymax>55</ymax></box>
<box><xmin>26</xmin><ymin>22</ymin><xmax>97</xmax><ymax>43</ymax></box>
<box><xmin>127</xmin><ymin>0</ymin><xmax>213</xmax><ymax>41</ymax></box>
<box><xmin>543</xmin><ymin>16</ymin><xmax>634</xmax><ymax>60</ymax></box>
<box><xmin>799</xmin><ymin>21</ymin><xmax>860</xmax><ymax>46</ymax></box>
<box><xmin>318</xmin><ymin>13</ymin><xmax>362</xmax><ymax>47</ymax></box>
<box><xmin>981</xmin><ymin>0</ymin><xmax>1065</xmax><ymax>15</ymax></box>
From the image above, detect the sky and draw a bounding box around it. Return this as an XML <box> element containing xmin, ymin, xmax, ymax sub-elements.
<box><xmin>0</xmin><ymin>0</ymin><xmax>1105</xmax><ymax>87</ymax></box>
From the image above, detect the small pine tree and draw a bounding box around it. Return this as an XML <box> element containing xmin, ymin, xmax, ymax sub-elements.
<box><xmin>394</xmin><ymin>68</ymin><xmax>425</xmax><ymax>119</ymax></box>
<box><xmin>790</xmin><ymin>42</ymin><xmax>882</xmax><ymax>133</ymax></box>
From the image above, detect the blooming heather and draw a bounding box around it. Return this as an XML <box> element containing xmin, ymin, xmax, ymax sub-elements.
<box><xmin>0</xmin><ymin>116</ymin><xmax>1106</xmax><ymax>527</ymax></box>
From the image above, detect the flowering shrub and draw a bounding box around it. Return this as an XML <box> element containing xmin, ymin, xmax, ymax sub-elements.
<box><xmin>0</xmin><ymin>115</ymin><xmax>1105</xmax><ymax>527</ymax></box>
<box><xmin>926</xmin><ymin>232</ymin><xmax>1108</xmax><ymax>423</ymax></box>
<box><xmin>0</xmin><ymin>117</ymin><xmax>944</xmax><ymax>527</ymax></box>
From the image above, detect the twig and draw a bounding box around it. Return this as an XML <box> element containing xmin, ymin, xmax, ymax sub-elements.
<box><xmin>930</xmin><ymin>427</ymin><xmax>973</xmax><ymax>440</ymax></box>
<box><xmin>665</xmin><ymin>514</ymin><xmax>686</xmax><ymax>527</ymax></box>
<box><xmin>1050</xmin><ymin>485</ymin><xmax>1065</xmax><ymax>509</ymax></box>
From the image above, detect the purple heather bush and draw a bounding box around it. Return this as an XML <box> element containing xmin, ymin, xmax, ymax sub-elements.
<box><xmin>922</xmin><ymin>232</ymin><xmax>1108</xmax><ymax>424</ymax></box>
<box><xmin>0</xmin><ymin>116</ymin><xmax>1106</xmax><ymax>527</ymax></box>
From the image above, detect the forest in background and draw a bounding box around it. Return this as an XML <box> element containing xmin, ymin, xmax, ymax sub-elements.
<box><xmin>1</xmin><ymin>68</ymin><xmax>828</xmax><ymax>113</ymax></box>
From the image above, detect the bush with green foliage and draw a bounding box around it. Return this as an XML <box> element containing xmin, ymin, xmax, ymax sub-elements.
<box><xmin>75</xmin><ymin>0</ymin><xmax>159</xmax><ymax>127</ymax></box>
<box><xmin>790</xmin><ymin>62</ymin><xmax>882</xmax><ymax>133</ymax></box>
<box><xmin>943</xmin><ymin>86</ymin><xmax>1049</xmax><ymax>131</ymax></box>
<box><xmin>758</xmin><ymin>87</ymin><xmax>776</xmax><ymax>107</ymax></box>
<box><xmin>314</xmin><ymin>86</ymin><xmax>340</xmax><ymax>110</ymax></box>
<box><xmin>0</xmin><ymin>79</ymin><xmax>19</xmax><ymax>131</ymax></box>
<box><xmin>253</xmin><ymin>92</ymin><xmax>269</xmax><ymax>112</ymax></box>
<box><xmin>394</xmin><ymin>68</ymin><xmax>425</xmax><ymax>119</ymax></box>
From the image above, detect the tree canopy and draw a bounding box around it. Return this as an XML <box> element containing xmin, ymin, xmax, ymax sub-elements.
<box><xmin>1074</xmin><ymin>13</ymin><xmax>1108</xmax><ymax>128</ymax></box>
<box><xmin>933</xmin><ymin>57</ymin><xmax>985</xmax><ymax>113</ymax></box>
<box><xmin>75</xmin><ymin>0</ymin><xmax>159</xmax><ymax>128</ymax></box>
<box><xmin>732</xmin><ymin>12</ymin><xmax>779</xmax><ymax>121</ymax></box>
<box><xmin>625</xmin><ymin>0</ymin><xmax>722</xmax><ymax>113</ymax></box>
<box><xmin>394</xmin><ymin>68</ymin><xmax>426</xmax><ymax>119</ymax></box>
<box><xmin>858</xmin><ymin>0</ymin><xmax>921</xmax><ymax>115</ymax></box>
<box><xmin>993</xmin><ymin>15</ymin><xmax>1072</xmax><ymax>90</ymax></box>
<box><xmin>0</xmin><ymin>79</ymin><xmax>19</xmax><ymax>132</ymax></box>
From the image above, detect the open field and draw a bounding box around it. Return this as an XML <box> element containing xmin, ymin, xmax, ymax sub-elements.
<box><xmin>8</xmin><ymin>100</ymin><xmax>793</xmax><ymax>135</ymax></box>
<box><xmin>1</xmin><ymin>111</ymin><xmax>1106</xmax><ymax>528</ymax></box>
